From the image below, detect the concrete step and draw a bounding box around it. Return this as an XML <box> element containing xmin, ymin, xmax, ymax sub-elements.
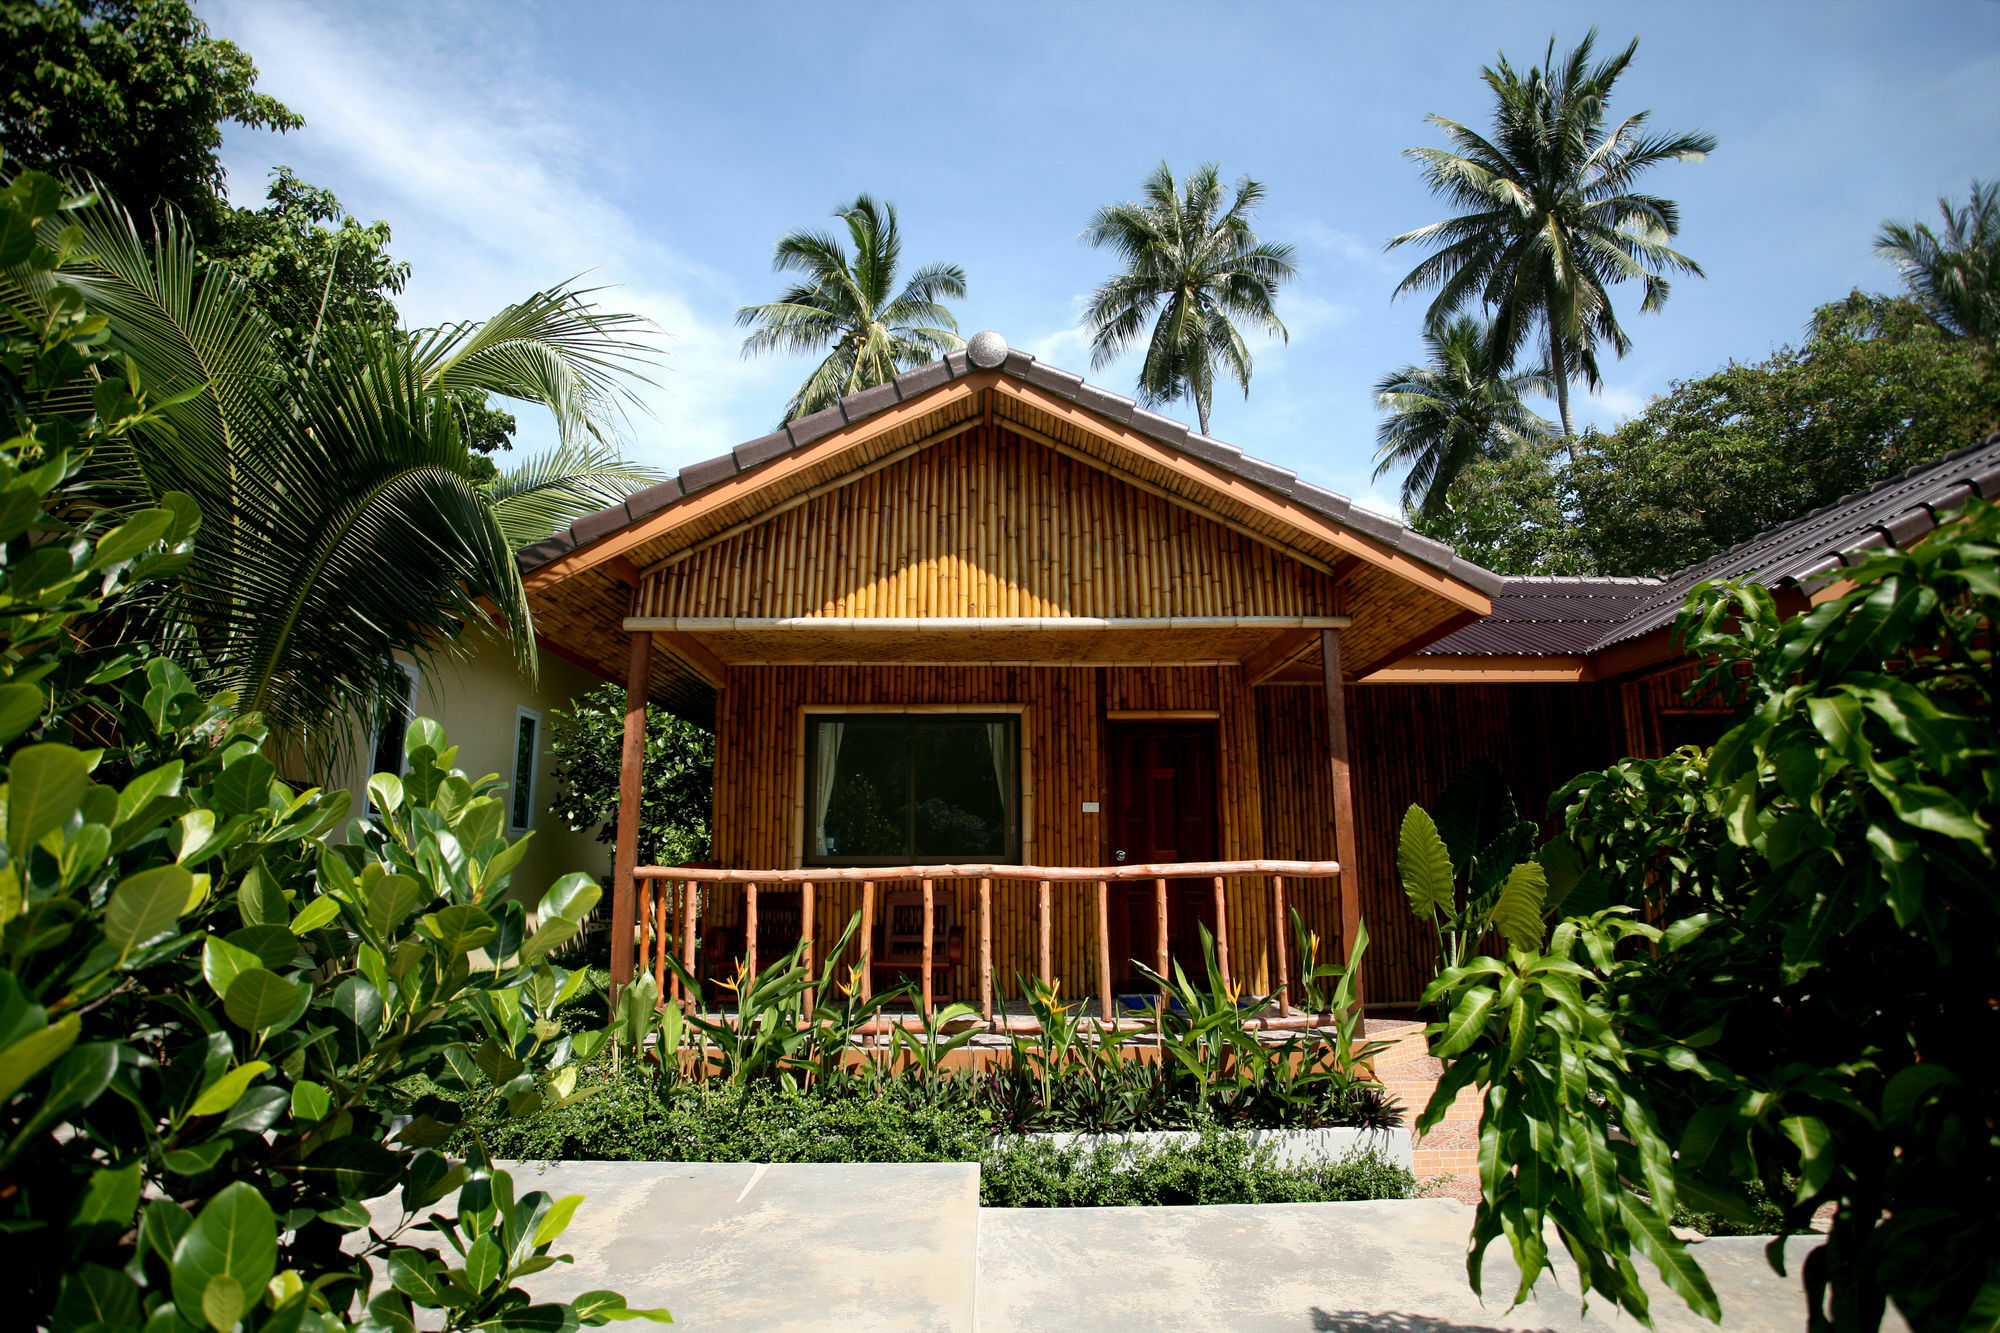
<box><xmin>975</xmin><ymin>1197</ymin><xmax>1889</xmax><ymax>1333</ymax></box>
<box><xmin>415</xmin><ymin>1161</ymin><xmax>981</xmax><ymax>1331</ymax></box>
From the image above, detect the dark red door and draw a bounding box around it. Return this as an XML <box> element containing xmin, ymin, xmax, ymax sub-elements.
<box><xmin>1107</xmin><ymin>722</ymin><xmax>1219</xmax><ymax>988</ymax></box>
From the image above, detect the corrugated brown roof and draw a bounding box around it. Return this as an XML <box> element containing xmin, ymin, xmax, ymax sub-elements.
<box><xmin>1425</xmin><ymin>432</ymin><xmax>2000</xmax><ymax>658</ymax></box>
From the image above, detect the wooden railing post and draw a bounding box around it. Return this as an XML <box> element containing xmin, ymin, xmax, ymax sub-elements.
<box><xmin>1154</xmin><ymin>877</ymin><xmax>1170</xmax><ymax>1013</ymax></box>
<box><xmin>1037</xmin><ymin>879</ymin><xmax>1053</xmax><ymax>987</ymax></box>
<box><xmin>667</xmin><ymin>881</ymin><xmax>682</xmax><ymax>1007</ymax></box>
<box><xmin>1322</xmin><ymin>628</ymin><xmax>1364</xmax><ymax>1006</ymax></box>
<box><xmin>652</xmin><ymin>883</ymin><xmax>668</xmax><ymax>1000</ymax></box>
<box><xmin>920</xmin><ymin>878</ymin><xmax>935</xmax><ymax>1016</ymax></box>
<box><xmin>978</xmin><ymin>876</ymin><xmax>993</xmax><ymax>1022</ymax></box>
<box><xmin>744</xmin><ymin>883</ymin><xmax>759</xmax><ymax>986</ymax></box>
<box><xmin>608</xmin><ymin>632</ymin><xmax>651</xmax><ymax>1001</ymax></box>
<box><xmin>637</xmin><ymin>881</ymin><xmax>653</xmax><ymax>994</ymax></box>
<box><xmin>801</xmin><ymin>880</ymin><xmax>816</xmax><ymax>1015</ymax></box>
<box><xmin>682</xmin><ymin>879</ymin><xmax>698</xmax><ymax>1015</ymax></box>
<box><xmin>1096</xmin><ymin>879</ymin><xmax>1114</xmax><ymax>1022</ymax></box>
<box><xmin>860</xmin><ymin>880</ymin><xmax>876</xmax><ymax>1001</ymax></box>
<box><xmin>1270</xmin><ymin>875</ymin><xmax>1290</xmax><ymax>1015</ymax></box>
<box><xmin>1212</xmin><ymin>875</ymin><xmax>1231</xmax><ymax>991</ymax></box>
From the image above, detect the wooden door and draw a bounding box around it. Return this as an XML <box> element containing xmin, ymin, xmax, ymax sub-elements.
<box><xmin>1107</xmin><ymin>722</ymin><xmax>1219</xmax><ymax>988</ymax></box>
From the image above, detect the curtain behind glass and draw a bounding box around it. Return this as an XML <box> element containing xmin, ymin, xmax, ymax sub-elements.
<box><xmin>986</xmin><ymin>721</ymin><xmax>1009</xmax><ymax>826</ymax></box>
<box><xmin>811</xmin><ymin>721</ymin><xmax>844</xmax><ymax>857</ymax></box>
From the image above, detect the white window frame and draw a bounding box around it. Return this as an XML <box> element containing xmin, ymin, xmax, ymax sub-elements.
<box><xmin>364</xmin><ymin>661</ymin><xmax>422</xmax><ymax>816</ymax></box>
<box><xmin>509</xmin><ymin>706</ymin><xmax>542</xmax><ymax>835</ymax></box>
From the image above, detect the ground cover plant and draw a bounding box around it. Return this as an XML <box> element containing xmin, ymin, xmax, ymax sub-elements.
<box><xmin>0</xmin><ymin>172</ymin><xmax>664</xmax><ymax>1332</ymax></box>
<box><xmin>1421</xmin><ymin>499</ymin><xmax>1999</xmax><ymax>1331</ymax></box>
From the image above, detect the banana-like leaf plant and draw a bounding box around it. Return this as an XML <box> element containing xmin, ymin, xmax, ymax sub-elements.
<box><xmin>1396</xmin><ymin>760</ymin><xmax>1560</xmax><ymax>979</ymax></box>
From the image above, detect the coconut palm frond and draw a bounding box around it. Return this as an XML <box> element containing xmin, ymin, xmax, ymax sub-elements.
<box><xmin>1387</xmin><ymin>28</ymin><xmax>1715</xmax><ymax>434</ymax></box>
<box><xmin>1082</xmin><ymin>161</ymin><xmax>1297</xmax><ymax>435</ymax></box>
<box><xmin>738</xmin><ymin>195</ymin><xmax>966</xmax><ymax>424</ymax></box>
<box><xmin>486</xmin><ymin>440</ymin><xmax>666</xmax><ymax>548</ymax></box>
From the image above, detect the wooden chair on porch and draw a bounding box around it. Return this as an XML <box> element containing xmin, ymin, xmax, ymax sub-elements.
<box><xmin>869</xmin><ymin>887</ymin><xmax>963</xmax><ymax>1003</ymax></box>
<box><xmin>701</xmin><ymin>889</ymin><xmax>803</xmax><ymax>984</ymax></box>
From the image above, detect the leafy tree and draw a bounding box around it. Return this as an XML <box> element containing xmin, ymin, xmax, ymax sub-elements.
<box><xmin>7</xmin><ymin>175</ymin><xmax>660</xmax><ymax>751</ymax></box>
<box><xmin>0</xmin><ymin>171</ymin><xmax>665</xmax><ymax>1331</ymax></box>
<box><xmin>1419</xmin><ymin>502</ymin><xmax>1999</xmax><ymax>1329</ymax></box>
<box><xmin>548</xmin><ymin>684</ymin><xmax>714</xmax><ymax>868</ymax></box>
<box><xmin>1372</xmin><ymin>314</ymin><xmax>1552</xmax><ymax>518</ymax></box>
<box><xmin>1082</xmin><ymin>161</ymin><xmax>1297</xmax><ymax>437</ymax></box>
<box><xmin>1388</xmin><ymin>29</ymin><xmax>1714</xmax><ymax>436</ymax></box>
<box><xmin>205</xmin><ymin>166</ymin><xmax>408</xmax><ymax>374</ymax></box>
<box><xmin>737</xmin><ymin>193</ymin><xmax>965</xmax><ymax>424</ymax></box>
<box><xmin>0</xmin><ymin>0</ymin><xmax>301</xmax><ymax>243</ymax></box>
<box><xmin>1869</xmin><ymin>177</ymin><xmax>1999</xmax><ymax>342</ymax></box>
<box><xmin>1413</xmin><ymin>296</ymin><xmax>2000</xmax><ymax>576</ymax></box>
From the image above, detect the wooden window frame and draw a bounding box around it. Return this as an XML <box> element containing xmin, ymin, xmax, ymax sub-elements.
<box><xmin>793</xmin><ymin>703</ymin><xmax>1034</xmax><ymax>867</ymax></box>
<box><xmin>509</xmin><ymin>706</ymin><xmax>541</xmax><ymax>835</ymax></box>
<box><xmin>364</xmin><ymin>661</ymin><xmax>422</xmax><ymax>816</ymax></box>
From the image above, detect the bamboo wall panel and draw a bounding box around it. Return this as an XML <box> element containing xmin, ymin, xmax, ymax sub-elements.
<box><xmin>638</xmin><ymin>426</ymin><xmax>1346</xmax><ymax>623</ymax></box>
<box><xmin>709</xmin><ymin>663</ymin><xmax>1278</xmax><ymax>1000</ymax></box>
<box><xmin>1335</xmin><ymin>681</ymin><xmax>1624</xmax><ymax>1005</ymax></box>
<box><xmin>1615</xmin><ymin>660</ymin><xmax>1709</xmax><ymax>758</ymax></box>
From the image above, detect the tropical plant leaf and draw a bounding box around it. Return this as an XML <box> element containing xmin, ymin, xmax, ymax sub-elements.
<box><xmin>1488</xmin><ymin>862</ymin><xmax>1549</xmax><ymax>952</ymax></box>
<box><xmin>1397</xmin><ymin>805</ymin><xmax>1457</xmax><ymax>922</ymax></box>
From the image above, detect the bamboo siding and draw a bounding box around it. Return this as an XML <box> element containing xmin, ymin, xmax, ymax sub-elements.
<box><xmin>1337</xmin><ymin>680</ymin><xmax>1625</xmax><ymax>1005</ymax></box>
<box><xmin>709</xmin><ymin>663</ymin><xmax>1286</xmax><ymax>1002</ymax></box>
<box><xmin>637</xmin><ymin>427</ymin><xmax>1345</xmax><ymax>623</ymax></box>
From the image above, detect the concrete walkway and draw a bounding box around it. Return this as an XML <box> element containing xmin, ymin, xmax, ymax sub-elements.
<box><xmin>380</xmin><ymin>1162</ymin><xmax>1885</xmax><ymax>1332</ymax></box>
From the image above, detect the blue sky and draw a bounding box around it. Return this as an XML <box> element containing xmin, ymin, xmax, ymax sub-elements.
<box><xmin>206</xmin><ymin>0</ymin><xmax>2000</xmax><ymax>516</ymax></box>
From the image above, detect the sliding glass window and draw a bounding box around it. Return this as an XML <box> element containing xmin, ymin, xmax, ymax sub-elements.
<box><xmin>805</xmin><ymin>715</ymin><xmax>1019</xmax><ymax>864</ymax></box>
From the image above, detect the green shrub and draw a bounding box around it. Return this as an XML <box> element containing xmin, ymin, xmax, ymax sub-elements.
<box><xmin>0</xmin><ymin>171</ymin><xmax>662</xmax><ymax>1333</ymax></box>
<box><xmin>981</xmin><ymin>1133</ymin><xmax>1414</xmax><ymax>1208</ymax></box>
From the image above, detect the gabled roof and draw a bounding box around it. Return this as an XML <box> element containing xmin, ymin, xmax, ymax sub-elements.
<box><xmin>518</xmin><ymin>335</ymin><xmax>1503</xmax><ymax>600</ymax></box>
<box><xmin>1421</xmin><ymin>432</ymin><xmax>2000</xmax><ymax>661</ymax></box>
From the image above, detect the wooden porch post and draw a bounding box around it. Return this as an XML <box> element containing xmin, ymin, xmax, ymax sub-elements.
<box><xmin>609</xmin><ymin>631</ymin><xmax>652</xmax><ymax>1001</ymax></box>
<box><xmin>1321</xmin><ymin>628</ymin><xmax>1364</xmax><ymax>1004</ymax></box>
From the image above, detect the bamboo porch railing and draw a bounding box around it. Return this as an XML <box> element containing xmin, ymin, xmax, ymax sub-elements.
<box><xmin>630</xmin><ymin>859</ymin><xmax>1341</xmax><ymax>1024</ymax></box>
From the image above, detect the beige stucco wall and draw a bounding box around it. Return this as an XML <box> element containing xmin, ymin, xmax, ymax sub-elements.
<box><xmin>319</xmin><ymin>625</ymin><xmax>614</xmax><ymax>899</ymax></box>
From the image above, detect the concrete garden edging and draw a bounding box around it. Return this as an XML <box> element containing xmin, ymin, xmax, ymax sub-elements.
<box><xmin>996</xmin><ymin>1125</ymin><xmax>1413</xmax><ymax>1170</ymax></box>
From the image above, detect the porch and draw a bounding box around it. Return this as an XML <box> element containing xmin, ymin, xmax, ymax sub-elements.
<box><xmin>627</xmin><ymin>858</ymin><xmax>1345</xmax><ymax>1023</ymax></box>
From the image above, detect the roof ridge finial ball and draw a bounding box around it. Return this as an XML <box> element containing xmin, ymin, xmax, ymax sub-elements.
<box><xmin>966</xmin><ymin>330</ymin><xmax>1008</xmax><ymax>368</ymax></box>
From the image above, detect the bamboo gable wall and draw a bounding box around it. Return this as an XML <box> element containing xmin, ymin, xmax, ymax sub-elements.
<box><xmin>636</xmin><ymin>425</ymin><xmax>1346</xmax><ymax>621</ymax></box>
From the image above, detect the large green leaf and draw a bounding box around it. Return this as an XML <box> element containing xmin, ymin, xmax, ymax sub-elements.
<box><xmin>223</xmin><ymin>969</ymin><xmax>310</xmax><ymax>1033</ymax></box>
<box><xmin>7</xmin><ymin>743</ymin><xmax>89</xmax><ymax>850</ymax></box>
<box><xmin>1396</xmin><ymin>805</ymin><xmax>1455</xmax><ymax>923</ymax></box>
<box><xmin>1428</xmin><ymin>758</ymin><xmax>1517</xmax><ymax>875</ymax></box>
<box><xmin>1488</xmin><ymin>862</ymin><xmax>1549</xmax><ymax>952</ymax></box>
<box><xmin>104</xmin><ymin>864</ymin><xmax>196</xmax><ymax>951</ymax></box>
<box><xmin>170</xmin><ymin>1183</ymin><xmax>276</xmax><ymax>1329</ymax></box>
<box><xmin>201</xmin><ymin>934</ymin><xmax>263</xmax><ymax>1000</ymax></box>
<box><xmin>424</xmin><ymin>903</ymin><xmax>498</xmax><ymax>956</ymax></box>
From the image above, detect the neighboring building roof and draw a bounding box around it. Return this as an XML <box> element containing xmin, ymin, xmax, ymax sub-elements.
<box><xmin>1423</xmin><ymin>432</ymin><xmax>2000</xmax><ymax>660</ymax></box>
<box><xmin>516</xmin><ymin>336</ymin><xmax>1505</xmax><ymax>600</ymax></box>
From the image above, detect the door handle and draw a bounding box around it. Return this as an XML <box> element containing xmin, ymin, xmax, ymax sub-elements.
<box><xmin>1114</xmin><ymin>850</ymin><xmax>1127</xmax><ymax>863</ymax></box>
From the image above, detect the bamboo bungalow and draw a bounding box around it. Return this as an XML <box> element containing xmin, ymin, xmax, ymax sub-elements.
<box><xmin>519</xmin><ymin>330</ymin><xmax>2000</xmax><ymax>1009</ymax></box>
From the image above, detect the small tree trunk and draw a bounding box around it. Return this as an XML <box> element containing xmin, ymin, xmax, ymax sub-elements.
<box><xmin>1550</xmin><ymin>328</ymin><xmax>1574</xmax><ymax>437</ymax></box>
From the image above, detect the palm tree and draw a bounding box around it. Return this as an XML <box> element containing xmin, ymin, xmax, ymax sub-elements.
<box><xmin>736</xmin><ymin>194</ymin><xmax>965</xmax><ymax>423</ymax></box>
<box><xmin>1082</xmin><ymin>162</ymin><xmax>1297</xmax><ymax>436</ymax></box>
<box><xmin>1874</xmin><ymin>178</ymin><xmax>2000</xmax><ymax>342</ymax></box>
<box><xmin>16</xmin><ymin>186</ymin><xmax>660</xmax><ymax>748</ymax></box>
<box><xmin>1387</xmin><ymin>30</ymin><xmax>1715</xmax><ymax>436</ymax></box>
<box><xmin>1373</xmin><ymin>316</ymin><xmax>1553</xmax><ymax>520</ymax></box>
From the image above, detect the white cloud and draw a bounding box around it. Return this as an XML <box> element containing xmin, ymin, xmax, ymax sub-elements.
<box><xmin>207</xmin><ymin>0</ymin><xmax>792</xmax><ymax>472</ymax></box>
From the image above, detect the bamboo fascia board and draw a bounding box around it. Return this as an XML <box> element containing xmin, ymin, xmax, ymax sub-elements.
<box><xmin>523</xmin><ymin>373</ymin><xmax>997</xmax><ymax>590</ymax></box>
<box><xmin>993</xmin><ymin>415</ymin><xmax>1341</xmax><ymax>579</ymax></box>
<box><xmin>1361</xmin><ymin>654</ymin><xmax>1594</xmax><ymax>684</ymax></box>
<box><xmin>990</xmin><ymin>378</ymin><xmax>1493</xmax><ymax>615</ymax></box>
<box><xmin>638</xmin><ymin>415</ymin><xmax>986</xmax><ymax>578</ymax></box>
<box><xmin>622</xmin><ymin>615</ymin><xmax>1354</xmax><ymax>632</ymax></box>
